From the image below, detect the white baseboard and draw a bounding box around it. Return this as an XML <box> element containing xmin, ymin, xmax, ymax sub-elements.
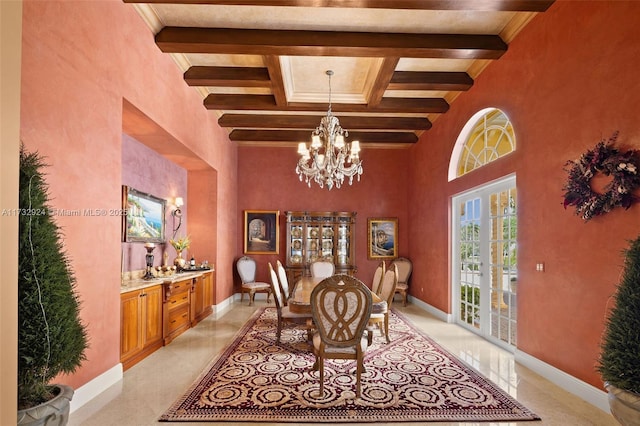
<box><xmin>515</xmin><ymin>350</ymin><xmax>610</xmax><ymax>413</ymax></box>
<box><xmin>414</xmin><ymin>299</ymin><xmax>610</xmax><ymax>414</ymax></box>
<box><xmin>69</xmin><ymin>363</ymin><xmax>122</xmax><ymax>413</ymax></box>
<box><xmin>212</xmin><ymin>294</ymin><xmax>235</xmax><ymax>319</ymax></box>
<box><xmin>409</xmin><ymin>295</ymin><xmax>452</xmax><ymax>322</ymax></box>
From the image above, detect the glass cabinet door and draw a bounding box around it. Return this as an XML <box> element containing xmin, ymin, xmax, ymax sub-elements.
<box><xmin>336</xmin><ymin>223</ymin><xmax>351</xmax><ymax>265</ymax></box>
<box><xmin>320</xmin><ymin>225</ymin><xmax>334</xmax><ymax>261</ymax></box>
<box><xmin>306</xmin><ymin>225</ymin><xmax>320</xmax><ymax>264</ymax></box>
<box><xmin>289</xmin><ymin>224</ymin><xmax>303</xmax><ymax>266</ymax></box>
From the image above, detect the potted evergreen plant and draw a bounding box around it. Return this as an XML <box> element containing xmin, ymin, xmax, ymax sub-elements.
<box><xmin>17</xmin><ymin>146</ymin><xmax>88</xmax><ymax>425</ymax></box>
<box><xmin>598</xmin><ymin>235</ymin><xmax>640</xmax><ymax>425</ymax></box>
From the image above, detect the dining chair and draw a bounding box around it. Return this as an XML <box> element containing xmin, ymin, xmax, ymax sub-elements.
<box><xmin>371</xmin><ymin>260</ymin><xmax>386</xmax><ymax>295</ymax></box>
<box><xmin>310</xmin><ymin>260</ymin><xmax>335</xmax><ymax>278</ymax></box>
<box><xmin>268</xmin><ymin>263</ymin><xmax>313</xmax><ymax>343</ymax></box>
<box><xmin>368</xmin><ymin>264</ymin><xmax>398</xmax><ymax>343</ymax></box>
<box><xmin>276</xmin><ymin>260</ymin><xmax>291</xmax><ymax>305</ymax></box>
<box><xmin>236</xmin><ymin>256</ymin><xmax>271</xmax><ymax>306</ymax></box>
<box><xmin>390</xmin><ymin>257</ymin><xmax>412</xmax><ymax>306</ymax></box>
<box><xmin>310</xmin><ymin>274</ymin><xmax>373</xmax><ymax>398</ymax></box>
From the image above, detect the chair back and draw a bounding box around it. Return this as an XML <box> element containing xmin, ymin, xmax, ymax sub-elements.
<box><xmin>310</xmin><ymin>260</ymin><xmax>335</xmax><ymax>278</ymax></box>
<box><xmin>371</xmin><ymin>261</ymin><xmax>386</xmax><ymax>295</ymax></box>
<box><xmin>379</xmin><ymin>264</ymin><xmax>398</xmax><ymax>306</ymax></box>
<box><xmin>311</xmin><ymin>275</ymin><xmax>372</xmax><ymax>348</ymax></box>
<box><xmin>237</xmin><ymin>256</ymin><xmax>257</xmax><ymax>283</ymax></box>
<box><xmin>267</xmin><ymin>262</ymin><xmax>284</xmax><ymax>309</ymax></box>
<box><xmin>390</xmin><ymin>257</ymin><xmax>412</xmax><ymax>285</ymax></box>
<box><xmin>276</xmin><ymin>260</ymin><xmax>290</xmax><ymax>301</ymax></box>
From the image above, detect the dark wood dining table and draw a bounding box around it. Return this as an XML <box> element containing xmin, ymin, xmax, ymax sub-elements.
<box><xmin>288</xmin><ymin>276</ymin><xmax>386</xmax><ymax>315</ymax></box>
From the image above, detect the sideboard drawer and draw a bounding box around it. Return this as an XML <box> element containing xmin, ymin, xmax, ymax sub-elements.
<box><xmin>167</xmin><ymin>291</ymin><xmax>189</xmax><ymax>309</ymax></box>
<box><xmin>168</xmin><ymin>305</ymin><xmax>189</xmax><ymax>331</ymax></box>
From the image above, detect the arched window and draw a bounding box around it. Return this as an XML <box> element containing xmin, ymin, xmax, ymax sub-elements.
<box><xmin>448</xmin><ymin>108</ymin><xmax>515</xmax><ymax>181</ymax></box>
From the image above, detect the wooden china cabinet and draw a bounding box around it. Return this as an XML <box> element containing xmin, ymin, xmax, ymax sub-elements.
<box><xmin>285</xmin><ymin>211</ymin><xmax>356</xmax><ymax>282</ymax></box>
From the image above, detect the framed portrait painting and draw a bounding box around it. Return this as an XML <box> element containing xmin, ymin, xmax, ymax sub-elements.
<box><xmin>244</xmin><ymin>210</ymin><xmax>280</xmax><ymax>254</ymax></box>
<box><xmin>367</xmin><ymin>217</ymin><xmax>398</xmax><ymax>259</ymax></box>
<box><xmin>122</xmin><ymin>186</ymin><xmax>166</xmax><ymax>243</ymax></box>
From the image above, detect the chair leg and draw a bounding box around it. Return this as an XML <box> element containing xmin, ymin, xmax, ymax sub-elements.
<box><xmin>356</xmin><ymin>359</ymin><xmax>363</xmax><ymax>398</ymax></box>
<box><xmin>276</xmin><ymin>316</ymin><xmax>282</xmax><ymax>343</ymax></box>
<box><xmin>248</xmin><ymin>290</ymin><xmax>255</xmax><ymax>306</ymax></box>
<box><xmin>403</xmin><ymin>290</ymin><xmax>407</xmax><ymax>307</ymax></box>
<box><xmin>240</xmin><ymin>290</ymin><xmax>245</xmax><ymax>303</ymax></box>
<box><xmin>317</xmin><ymin>358</ymin><xmax>325</xmax><ymax>397</ymax></box>
<box><xmin>384</xmin><ymin>313</ymin><xmax>390</xmax><ymax>344</ymax></box>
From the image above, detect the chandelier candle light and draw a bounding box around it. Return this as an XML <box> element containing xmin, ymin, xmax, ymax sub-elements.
<box><xmin>296</xmin><ymin>70</ymin><xmax>363</xmax><ymax>190</ymax></box>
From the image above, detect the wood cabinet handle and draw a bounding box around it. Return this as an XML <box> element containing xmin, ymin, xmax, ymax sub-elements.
<box><xmin>171</xmin><ymin>319</ymin><xmax>176</xmax><ymax>324</ymax></box>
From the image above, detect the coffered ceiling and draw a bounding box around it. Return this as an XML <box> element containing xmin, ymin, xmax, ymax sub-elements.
<box><xmin>125</xmin><ymin>0</ymin><xmax>555</xmax><ymax>148</ymax></box>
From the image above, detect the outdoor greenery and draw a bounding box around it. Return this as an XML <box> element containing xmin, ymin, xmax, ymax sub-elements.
<box><xmin>18</xmin><ymin>146</ymin><xmax>88</xmax><ymax>409</ymax></box>
<box><xmin>460</xmin><ymin>285</ymin><xmax>480</xmax><ymax>324</ymax></box>
<box><xmin>598</xmin><ymin>235</ymin><xmax>640</xmax><ymax>394</ymax></box>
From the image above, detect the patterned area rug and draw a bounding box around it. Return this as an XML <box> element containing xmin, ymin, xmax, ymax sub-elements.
<box><xmin>160</xmin><ymin>308</ymin><xmax>540</xmax><ymax>423</ymax></box>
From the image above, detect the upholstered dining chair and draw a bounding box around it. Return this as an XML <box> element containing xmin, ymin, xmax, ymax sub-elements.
<box><xmin>276</xmin><ymin>260</ymin><xmax>291</xmax><ymax>305</ymax></box>
<box><xmin>390</xmin><ymin>257</ymin><xmax>412</xmax><ymax>306</ymax></box>
<box><xmin>310</xmin><ymin>260</ymin><xmax>335</xmax><ymax>278</ymax></box>
<box><xmin>268</xmin><ymin>263</ymin><xmax>312</xmax><ymax>343</ymax></box>
<box><xmin>368</xmin><ymin>264</ymin><xmax>398</xmax><ymax>343</ymax></box>
<box><xmin>236</xmin><ymin>256</ymin><xmax>271</xmax><ymax>306</ymax></box>
<box><xmin>371</xmin><ymin>260</ymin><xmax>386</xmax><ymax>295</ymax></box>
<box><xmin>310</xmin><ymin>274</ymin><xmax>373</xmax><ymax>398</ymax></box>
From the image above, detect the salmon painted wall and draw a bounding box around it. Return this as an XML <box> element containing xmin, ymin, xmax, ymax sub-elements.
<box><xmin>122</xmin><ymin>134</ymin><xmax>188</xmax><ymax>271</ymax></box>
<box><xmin>407</xmin><ymin>0</ymin><xmax>640</xmax><ymax>390</ymax></box>
<box><xmin>237</xmin><ymin>146</ymin><xmax>410</xmax><ymax>286</ymax></box>
<box><xmin>20</xmin><ymin>0</ymin><xmax>237</xmax><ymax>390</ymax></box>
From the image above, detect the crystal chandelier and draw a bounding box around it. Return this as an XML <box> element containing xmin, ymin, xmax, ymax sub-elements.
<box><xmin>296</xmin><ymin>70</ymin><xmax>363</xmax><ymax>190</ymax></box>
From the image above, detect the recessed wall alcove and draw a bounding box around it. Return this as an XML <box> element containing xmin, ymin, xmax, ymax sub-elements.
<box><xmin>121</xmin><ymin>99</ymin><xmax>218</xmax><ymax>289</ymax></box>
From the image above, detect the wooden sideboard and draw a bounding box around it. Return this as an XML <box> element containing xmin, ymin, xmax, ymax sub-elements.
<box><xmin>120</xmin><ymin>270</ymin><xmax>214</xmax><ymax>370</ymax></box>
<box><xmin>120</xmin><ymin>285</ymin><xmax>164</xmax><ymax>371</ymax></box>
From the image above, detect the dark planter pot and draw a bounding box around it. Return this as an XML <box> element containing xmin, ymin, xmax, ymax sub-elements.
<box><xmin>605</xmin><ymin>382</ymin><xmax>640</xmax><ymax>426</ymax></box>
<box><xmin>17</xmin><ymin>384</ymin><xmax>74</xmax><ymax>426</ymax></box>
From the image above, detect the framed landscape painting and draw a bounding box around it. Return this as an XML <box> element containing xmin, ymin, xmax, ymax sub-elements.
<box><xmin>367</xmin><ymin>217</ymin><xmax>398</xmax><ymax>259</ymax></box>
<box><xmin>244</xmin><ymin>210</ymin><xmax>280</xmax><ymax>254</ymax></box>
<box><xmin>122</xmin><ymin>186</ymin><xmax>166</xmax><ymax>243</ymax></box>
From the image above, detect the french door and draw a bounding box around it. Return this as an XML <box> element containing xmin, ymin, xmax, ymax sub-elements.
<box><xmin>452</xmin><ymin>176</ymin><xmax>518</xmax><ymax>349</ymax></box>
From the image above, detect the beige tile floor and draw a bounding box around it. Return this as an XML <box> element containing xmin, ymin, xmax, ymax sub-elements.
<box><xmin>68</xmin><ymin>302</ymin><xmax>617</xmax><ymax>426</ymax></box>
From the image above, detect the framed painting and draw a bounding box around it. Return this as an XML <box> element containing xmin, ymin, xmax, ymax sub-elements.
<box><xmin>367</xmin><ymin>217</ymin><xmax>398</xmax><ymax>259</ymax></box>
<box><xmin>244</xmin><ymin>210</ymin><xmax>280</xmax><ymax>254</ymax></box>
<box><xmin>122</xmin><ymin>186</ymin><xmax>166</xmax><ymax>243</ymax></box>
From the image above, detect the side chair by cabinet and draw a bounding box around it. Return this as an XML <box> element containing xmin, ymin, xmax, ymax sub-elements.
<box><xmin>236</xmin><ymin>256</ymin><xmax>271</xmax><ymax>306</ymax></box>
<box><xmin>390</xmin><ymin>257</ymin><xmax>412</xmax><ymax>306</ymax></box>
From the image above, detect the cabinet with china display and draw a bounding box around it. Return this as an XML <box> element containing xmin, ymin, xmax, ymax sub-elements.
<box><xmin>285</xmin><ymin>211</ymin><xmax>356</xmax><ymax>282</ymax></box>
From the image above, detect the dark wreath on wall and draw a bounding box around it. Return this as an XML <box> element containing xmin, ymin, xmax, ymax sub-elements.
<box><xmin>562</xmin><ymin>131</ymin><xmax>640</xmax><ymax>221</ymax></box>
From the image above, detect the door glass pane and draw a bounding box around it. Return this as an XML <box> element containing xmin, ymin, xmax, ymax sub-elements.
<box><xmin>459</xmin><ymin>198</ymin><xmax>481</xmax><ymax>329</ymax></box>
<box><xmin>489</xmin><ymin>188</ymin><xmax>517</xmax><ymax>346</ymax></box>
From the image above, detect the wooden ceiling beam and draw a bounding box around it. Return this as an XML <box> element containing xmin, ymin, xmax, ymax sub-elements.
<box><xmin>204</xmin><ymin>94</ymin><xmax>449</xmax><ymax>113</ymax></box>
<box><xmin>388</xmin><ymin>71</ymin><xmax>474</xmax><ymax>91</ymax></box>
<box><xmin>369</xmin><ymin>57</ymin><xmax>399</xmax><ymax>107</ymax></box>
<box><xmin>156</xmin><ymin>28</ymin><xmax>507</xmax><ymax>60</ymax></box>
<box><xmin>218</xmin><ymin>114</ymin><xmax>432</xmax><ymax>130</ymax></box>
<box><xmin>125</xmin><ymin>0</ymin><xmax>555</xmax><ymax>12</ymax></box>
<box><xmin>229</xmin><ymin>129</ymin><xmax>419</xmax><ymax>144</ymax></box>
<box><xmin>263</xmin><ymin>55</ymin><xmax>287</xmax><ymax>106</ymax></box>
<box><xmin>183</xmin><ymin>66</ymin><xmax>271</xmax><ymax>87</ymax></box>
